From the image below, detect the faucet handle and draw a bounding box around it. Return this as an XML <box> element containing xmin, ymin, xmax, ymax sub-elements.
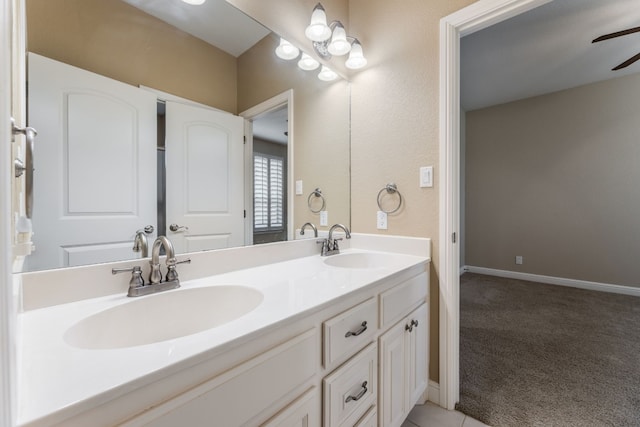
<box><xmin>112</xmin><ymin>266</ymin><xmax>145</xmax><ymax>288</ymax></box>
<box><xmin>165</xmin><ymin>258</ymin><xmax>191</xmax><ymax>282</ymax></box>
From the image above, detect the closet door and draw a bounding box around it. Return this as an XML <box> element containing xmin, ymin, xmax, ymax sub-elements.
<box><xmin>27</xmin><ymin>53</ymin><xmax>157</xmax><ymax>270</ymax></box>
<box><xmin>164</xmin><ymin>101</ymin><xmax>244</xmax><ymax>254</ymax></box>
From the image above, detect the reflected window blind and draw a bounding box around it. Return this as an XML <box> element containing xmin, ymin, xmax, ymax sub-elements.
<box><xmin>254</xmin><ymin>154</ymin><xmax>284</xmax><ymax>231</ymax></box>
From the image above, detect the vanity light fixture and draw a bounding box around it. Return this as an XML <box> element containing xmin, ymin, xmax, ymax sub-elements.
<box><xmin>318</xmin><ymin>66</ymin><xmax>338</xmax><ymax>82</ymax></box>
<box><xmin>298</xmin><ymin>53</ymin><xmax>320</xmax><ymax>71</ymax></box>
<box><xmin>273</xmin><ymin>3</ymin><xmax>366</xmax><ymax>82</ymax></box>
<box><xmin>304</xmin><ymin>3</ymin><xmax>332</xmax><ymax>41</ymax></box>
<box><xmin>275</xmin><ymin>38</ymin><xmax>300</xmax><ymax>60</ymax></box>
<box><xmin>345</xmin><ymin>39</ymin><xmax>367</xmax><ymax>70</ymax></box>
<box><xmin>305</xmin><ymin>3</ymin><xmax>367</xmax><ymax>67</ymax></box>
<box><xmin>181</xmin><ymin>0</ymin><xmax>206</xmax><ymax>5</ymax></box>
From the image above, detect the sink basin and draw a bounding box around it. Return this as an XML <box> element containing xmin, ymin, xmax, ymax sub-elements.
<box><xmin>64</xmin><ymin>285</ymin><xmax>263</xmax><ymax>349</ymax></box>
<box><xmin>323</xmin><ymin>252</ymin><xmax>399</xmax><ymax>269</ymax></box>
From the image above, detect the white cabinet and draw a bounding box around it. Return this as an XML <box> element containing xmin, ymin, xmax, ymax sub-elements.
<box><xmin>379</xmin><ymin>303</ymin><xmax>428</xmax><ymax>427</ymax></box>
<box><xmin>125</xmin><ymin>329</ymin><xmax>318</xmax><ymax>427</ymax></box>
<box><xmin>262</xmin><ymin>387</ymin><xmax>321</xmax><ymax>427</ymax></box>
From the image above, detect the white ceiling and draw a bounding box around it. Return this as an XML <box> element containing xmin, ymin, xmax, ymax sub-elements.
<box><xmin>461</xmin><ymin>0</ymin><xmax>640</xmax><ymax>111</ymax></box>
<box><xmin>253</xmin><ymin>107</ymin><xmax>288</xmax><ymax>145</ymax></box>
<box><xmin>122</xmin><ymin>0</ymin><xmax>270</xmax><ymax>57</ymax></box>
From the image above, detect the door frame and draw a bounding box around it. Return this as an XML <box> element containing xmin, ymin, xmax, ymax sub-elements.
<box><xmin>438</xmin><ymin>0</ymin><xmax>553</xmax><ymax>409</ymax></box>
<box><xmin>240</xmin><ymin>90</ymin><xmax>294</xmax><ymax>244</ymax></box>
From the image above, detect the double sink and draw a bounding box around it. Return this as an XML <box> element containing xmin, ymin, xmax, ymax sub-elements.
<box><xmin>62</xmin><ymin>252</ymin><xmax>400</xmax><ymax>350</ymax></box>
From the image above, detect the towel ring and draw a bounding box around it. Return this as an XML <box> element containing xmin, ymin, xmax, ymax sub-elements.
<box><xmin>308</xmin><ymin>188</ymin><xmax>326</xmax><ymax>213</ymax></box>
<box><xmin>377</xmin><ymin>183</ymin><xmax>403</xmax><ymax>214</ymax></box>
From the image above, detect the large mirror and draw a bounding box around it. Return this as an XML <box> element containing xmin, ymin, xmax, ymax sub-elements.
<box><xmin>20</xmin><ymin>0</ymin><xmax>350</xmax><ymax>273</ymax></box>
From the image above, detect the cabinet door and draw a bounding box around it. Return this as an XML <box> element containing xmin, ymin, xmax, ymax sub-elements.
<box><xmin>262</xmin><ymin>387</ymin><xmax>320</xmax><ymax>427</ymax></box>
<box><xmin>406</xmin><ymin>303</ymin><xmax>428</xmax><ymax>407</ymax></box>
<box><xmin>379</xmin><ymin>303</ymin><xmax>429</xmax><ymax>427</ymax></box>
<box><xmin>379</xmin><ymin>322</ymin><xmax>407</xmax><ymax>427</ymax></box>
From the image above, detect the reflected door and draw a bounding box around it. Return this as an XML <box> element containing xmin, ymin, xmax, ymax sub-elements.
<box><xmin>27</xmin><ymin>53</ymin><xmax>157</xmax><ymax>270</ymax></box>
<box><xmin>165</xmin><ymin>101</ymin><xmax>244</xmax><ymax>253</ymax></box>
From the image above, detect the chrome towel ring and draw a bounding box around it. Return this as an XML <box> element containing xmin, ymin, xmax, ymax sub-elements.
<box><xmin>308</xmin><ymin>188</ymin><xmax>326</xmax><ymax>213</ymax></box>
<box><xmin>377</xmin><ymin>183</ymin><xmax>403</xmax><ymax>214</ymax></box>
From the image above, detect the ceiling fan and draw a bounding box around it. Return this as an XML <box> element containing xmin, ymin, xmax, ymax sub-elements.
<box><xmin>592</xmin><ymin>25</ymin><xmax>640</xmax><ymax>71</ymax></box>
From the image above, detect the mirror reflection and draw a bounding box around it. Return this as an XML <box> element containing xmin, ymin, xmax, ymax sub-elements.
<box><xmin>21</xmin><ymin>0</ymin><xmax>350</xmax><ymax>273</ymax></box>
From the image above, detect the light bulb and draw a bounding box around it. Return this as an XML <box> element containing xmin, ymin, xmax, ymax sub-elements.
<box><xmin>345</xmin><ymin>41</ymin><xmax>367</xmax><ymax>69</ymax></box>
<box><xmin>275</xmin><ymin>38</ymin><xmax>300</xmax><ymax>60</ymax></box>
<box><xmin>327</xmin><ymin>23</ymin><xmax>351</xmax><ymax>56</ymax></box>
<box><xmin>181</xmin><ymin>0</ymin><xmax>206</xmax><ymax>4</ymax></box>
<box><xmin>298</xmin><ymin>53</ymin><xmax>320</xmax><ymax>71</ymax></box>
<box><xmin>318</xmin><ymin>66</ymin><xmax>338</xmax><ymax>81</ymax></box>
<box><xmin>305</xmin><ymin>4</ymin><xmax>332</xmax><ymax>42</ymax></box>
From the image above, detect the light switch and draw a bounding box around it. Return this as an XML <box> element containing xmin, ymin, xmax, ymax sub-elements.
<box><xmin>377</xmin><ymin>211</ymin><xmax>388</xmax><ymax>230</ymax></box>
<box><xmin>320</xmin><ymin>210</ymin><xmax>328</xmax><ymax>226</ymax></box>
<box><xmin>295</xmin><ymin>180</ymin><xmax>303</xmax><ymax>195</ymax></box>
<box><xmin>420</xmin><ymin>166</ymin><xmax>433</xmax><ymax>188</ymax></box>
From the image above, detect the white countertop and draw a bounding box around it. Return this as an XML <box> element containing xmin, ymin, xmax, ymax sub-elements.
<box><xmin>17</xmin><ymin>243</ymin><xmax>429</xmax><ymax>427</ymax></box>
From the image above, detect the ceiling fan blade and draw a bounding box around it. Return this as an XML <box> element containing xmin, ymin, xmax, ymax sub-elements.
<box><xmin>612</xmin><ymin>52</ymin><xmax>640</xmax><ymax>70</ymax></box>
<box><xmin>592</xmin><ymin>26</ymin><xmax>640</xmax><ymax>43</ymax></box>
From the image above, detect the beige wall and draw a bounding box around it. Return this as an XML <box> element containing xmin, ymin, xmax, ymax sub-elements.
<box><xmin>237</xmin><ymin>34</ymin><xmax>350</xmax><ymax>232</ymax></box>
<box><xmin>349</xmin><ymin>0</ymin><xmax>476</xmax><ymax>382</ymax></box>
<box><xmin>26</xmin><ymin>0</ymin><xmax>237</xmax><ymax>112</ymax></box>
<box><xmin>466</xmin><ymin>72</ymin><xmax>640</xmax><ymax>287</ymax></box>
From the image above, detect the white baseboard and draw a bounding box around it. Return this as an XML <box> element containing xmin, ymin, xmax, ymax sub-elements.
<box><xmin>427</xmin><ymin>380</ymin><xmax>440</xmax><ymax>406</ymax></box>
<box><xmin>463</xmin><ymin>266</ymin><xmax>640</xmax><ymax>297</ymax></box>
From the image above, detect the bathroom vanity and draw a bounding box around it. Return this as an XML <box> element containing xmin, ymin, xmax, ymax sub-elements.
<box><xmin>17</xmin><ymin>234</ymin><xmax>430</xmax><ymax>427</ymax></box>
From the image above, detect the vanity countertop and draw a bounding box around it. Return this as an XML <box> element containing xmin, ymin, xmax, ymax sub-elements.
<box><xmin>17</xmin><ymin>236</ymin><xmax>430</xmax><ymax>427</ymax></box>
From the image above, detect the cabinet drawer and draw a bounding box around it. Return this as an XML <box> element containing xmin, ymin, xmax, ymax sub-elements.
<box><xmin>323</xmin><ymin>343</ymin><xmax>377</xmax><ymax>427</ymax></box>
<box><xmin>128</xmin><ymin>329</ymin><xmax>318</xmax><ymax>427</ymax></box>
<box><xmin>323</xmin><ymin>297</ymin><xmax>377</xmax><ymax>367</ymax></box>
<box><xmin>354</xmin><ymin>406</ymin><xmax>377</xmax><ymax>427</ymax></box>
<box><xmin>379</xmin><ymin>273</ymin><xmax>427</xmax><ymax>329</ymax></box>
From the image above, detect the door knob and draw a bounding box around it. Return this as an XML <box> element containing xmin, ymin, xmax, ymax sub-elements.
<box><xmin>169</xmin><ymin>224</ymin><xmax>189</xmax><ymax>233</ymax></box>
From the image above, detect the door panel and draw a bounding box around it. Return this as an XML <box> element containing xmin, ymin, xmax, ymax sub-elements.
<box><xmin>165</xmin><ymin>101</ymin><xmax>244</xmax><ymax>254</ymax></box>
<box><xmin>27</xmin><ymin>53</ymin><xmax>157</xmax><ymax>271</ymax></box>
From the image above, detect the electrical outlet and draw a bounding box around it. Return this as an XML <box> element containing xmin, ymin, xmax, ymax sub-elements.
<box><xmin>377</xmin><ymin>211</ymin><xmax>388</xmax><ymax>230</ymax></box>
<box><xmin>515</xmin><ymin>256</ymin><xmax>523</xmax><ymax>265</ymax></box>
<box><xmin>320</xmin><ymin>210</ymin><xmax>328</xmax><ymax>226</ymax></box>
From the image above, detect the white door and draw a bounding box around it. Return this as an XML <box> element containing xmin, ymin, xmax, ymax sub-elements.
<box><xmin>165</xmin><ymin>101</ymin><xmax>244</xmax><ymax>253</ymax></box>
<box><xmin>27</xmin><ymin>53</ymin><xmax>157</xmax><ymax>271</ymax></box>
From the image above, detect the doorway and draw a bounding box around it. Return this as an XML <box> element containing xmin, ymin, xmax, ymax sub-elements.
<box><xmin>240</xmin><ymin>90</ymin><xmax>294</xmax><ymax>247</ymax></box>
<box><xmin>438</xmin><ymin>0</ymin><xmax>552</xmax><ymax>410</ymax></box>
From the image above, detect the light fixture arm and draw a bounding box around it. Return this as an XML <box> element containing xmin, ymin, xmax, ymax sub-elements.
<box><xmin>312</xmin><ymin>20</ymin><xmax>358</xmax><ymax>60</ymax></box>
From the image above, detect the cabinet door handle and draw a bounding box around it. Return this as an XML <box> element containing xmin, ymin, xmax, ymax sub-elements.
<box><xmin>345</xmin><ymin>381</ymin><xmax>368</xmax><ymax>403</ymax></box>
<box><xmin>345</xmin><ymin>321</ymin><xmax>368</xmax><ymax>338</ymax></box>
<box><xmin>405</xmin><ymin>319</ymin><xmax>419</xmax><ymax>333</ymax></box>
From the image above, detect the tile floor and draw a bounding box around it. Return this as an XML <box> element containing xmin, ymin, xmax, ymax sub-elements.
<box><xmin>402</xmin><ymin>403</ymin><xmax>490</xmax><ymax>427</ymax></box>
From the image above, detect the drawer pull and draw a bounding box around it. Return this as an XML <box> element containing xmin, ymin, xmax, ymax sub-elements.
<box><xmin>345</xmin><ymin>321</ymin><xmax>368</xmax><ymax>338</ymax></box>
<box><xmin>405</xmin><ymin>319</ymin><xmax>419</xmax><ymax>332</ymax></box>
<box><xmin>345</xmin><ymin>381</ymin><xmax>368</xmax><ymax>403</ymax></box>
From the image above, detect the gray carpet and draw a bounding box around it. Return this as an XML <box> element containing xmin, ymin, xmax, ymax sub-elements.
<box><xmin>456</xmin><ymin>273</ymin><xmax>640</xmax><ymax>427</ymax></box>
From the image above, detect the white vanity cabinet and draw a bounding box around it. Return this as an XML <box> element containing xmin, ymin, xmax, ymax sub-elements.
<box><xmin>24</xmin><ymin>252</ymin><xmax>430</xmax><ymax>427</ymax></box>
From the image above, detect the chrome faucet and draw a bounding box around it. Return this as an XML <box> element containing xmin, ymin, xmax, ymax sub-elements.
<box><xmin>300</xmin><ymin>222</ymin><xmax>318</xmax><ymax>238</ymax></box>
<box><xmin>132</xmin><ymin>225</ymin><xmax>154</xmax><ymax>258</ymax></box>
<box><xmin>318</xmin><ymin>223</ymin><xmax>351</xmax><ymax>256</ymax></box>
<box><xmin>113</xmin><ymin>235</ymin><xmax>191</xmax><ymax>297</ymax></box>
<box><xmin>132</xmin><ymin>230</ymin><xmax>149</xmax><ymax>258</ymax></box>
